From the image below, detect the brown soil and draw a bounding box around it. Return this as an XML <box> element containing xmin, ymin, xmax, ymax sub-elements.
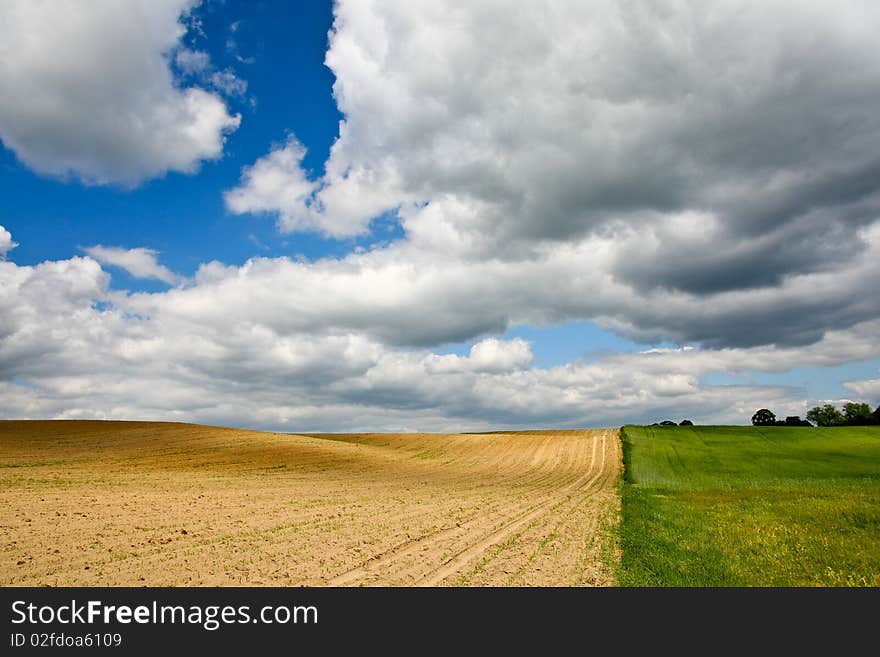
<box><xmin>0</xmin><ymin>420</ymin><xmax>621</xmax><ymax>586</ymax></box>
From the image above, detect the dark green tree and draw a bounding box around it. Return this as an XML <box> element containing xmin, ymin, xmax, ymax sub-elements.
<box><xmin>751</xmin><ymin>409</ymin><xmax>776</xmax><ymax>426</ymax></box>
<box><xmin>843</xmin><ymin>402</ymin><xmax>873</xmax><ymax>425</ymax></box>
<box><xmin>679</xmin><ymin>419</ymin><xmax>694</xmax><ymax>426</ymax></box>
<box><xmin>806</xmin><ymin>404</ymin><xmax>845</xmax><ymax>427</ymax></box>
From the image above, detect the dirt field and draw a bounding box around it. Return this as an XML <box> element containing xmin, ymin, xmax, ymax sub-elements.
<box><xmin>1</xmin><ymin>421</ymin><xmax>621</xmax><ymax>586</ymax></box>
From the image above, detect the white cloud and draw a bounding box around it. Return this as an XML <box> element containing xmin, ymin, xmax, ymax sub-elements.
<box><xmin>1</xmin><ymin>228</ymin><xmax>878</xmax><ymax>430</ymax></box>
<box><xmin>209</xmin><ymin>70</ymin><xmax>248</xmax><ymax>97</ymax></box>
<box><xmin>0</xmin><ymin>226</ymin><xmax>17</xmax><ymax>258</ymax></box>
<box><xmin>232</xmin><ymin>1</ymin><xmax>880</xmax><ymax>247</ymax></box>
<box><xmin>176</xmin><ymin>48</ymin><xmax>248</xmax><ymax>98</ymax></box>
<box><xmin>175</xmin><ymin>48</ymin><xmax>210</xmax><ymax>75</ymax></box>
<box><xmin>0</xmin><ymin>0</ymin><xmax>240</xmax><ymax>185</ymax></box>
<box><xmin>223</xmin><ymin>137</ymin><xmax>319</xmax><ymax>232</ymax></box>
<box><xmin>842</xmin><ymin>379</ymin><xmax>880</xmax><ymax>404</ymax></box>
<box><xmin>222</xmin><ymin>0</ymin><xmax>880</xmax><ymax>350</ymax></box>
<box><xmin>111</xmin><ymin>221</ymin><xmax>880</xmax><ymax>351</ymax></box>
<box><xmin>82</xmin><ymin>246</ymin><xmax>182</xmax><ymax>285</ymax></box>
<box><xmin>226</xmin><ymin>0</ymin><xmax>880</xmax><ymax>358</ymax></box>
<box><xmin>467</xmin><ymin>338</ymin><xmax>533</xmax><ymax>373</ymax></box>
<box><xmin>425</xmin><ymin>338</ymin><xmax>533</xmax><ymax>374</ymax></box>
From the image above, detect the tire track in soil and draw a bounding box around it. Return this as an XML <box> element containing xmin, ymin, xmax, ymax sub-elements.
<box><xmin>418</xmin><ymin>431</ymin><xmax>610</xmax><ymax>586</ymax></box>
<box><xmin>463</xmin><ymin>436</ymin><xmax>613</xmax><ymax>587</ymax></box>
<box><xmin>326</xmin><ymin>432</ymin><xmax>601</xmax><ymax>586</ymax></box>
<box><xmin>499</xmin><ymin>431</ymin><xmax>620</xmax><ymax>586</ymax></box>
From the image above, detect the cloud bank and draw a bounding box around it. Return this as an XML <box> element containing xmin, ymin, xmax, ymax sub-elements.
<box><xmin>1</xmin><ymin>225</ymin><xmax>878</xmax><ymax>431</ymax></box>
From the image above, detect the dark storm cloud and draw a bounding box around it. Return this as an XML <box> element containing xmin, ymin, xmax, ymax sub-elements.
<box><xmin>614</xmin><ymin>208</ymin><xmax>867</xmax><ymax>295</ymax></box>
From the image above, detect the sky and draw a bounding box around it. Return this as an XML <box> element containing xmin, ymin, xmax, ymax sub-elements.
<box><xmin>1</xmin><ymin>0</ymin><xmax>879</xmax><ymax>432</ymax></box>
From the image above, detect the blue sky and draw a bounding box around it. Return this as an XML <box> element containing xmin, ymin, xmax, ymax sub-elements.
<box><xmin>2</xmin><ymin>1</ymin><xmax>341</xmax><ymax>276</ymax></box>
<box><xmin>1</xmin><ymin>0</ymin><xmax>878</xmax><ymax>430</ymax></box>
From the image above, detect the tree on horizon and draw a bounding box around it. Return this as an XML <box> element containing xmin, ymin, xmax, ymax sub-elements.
<box><xmin>751</xmin><ymin>409</ymin><xmax>776</xmax><ymax>426</ymax></box>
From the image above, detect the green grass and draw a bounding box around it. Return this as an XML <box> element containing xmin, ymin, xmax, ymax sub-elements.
<box><xmin>618</xmin><ymin>425</ymin><xmax>880</xmax><ymax>586</ymax></box>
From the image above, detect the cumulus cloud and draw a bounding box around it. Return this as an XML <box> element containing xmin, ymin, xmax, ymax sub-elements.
<box><xmin>425</xmin><ymin>338</ymin><xmax>533</xmax><ymax>374</ymax></box>
<box><xmin>226</xmin><ymin>0</ymin><xmax>880</xmax><ymax>349</ymax></box>
<box><xmin>223</xmin><ymin>137</ymin><xmax>319</xmax><ymax>232</ymax></box>
<box><xmin>82</xmin><ymin>246</ymin><xmax>182</xmax><ymax>285</ymax></box>
<box><xmin>0</xmin><ymin>226</ymin><xmax>17</xmax><ymax>258</ymax></box>
<box><xmin>234</xmin><ymin>0</ymin><xmax>880</xmax><ymax>244</ymax></box>
<box><xmin>466</xmin><ymin>338</ymin><xmax>533</xmax><ymax>373</ymax></box>
<box><xmin>0</xmin><ymin>0</ymin><xmax>240</xmax><ymax>185</ymax></box>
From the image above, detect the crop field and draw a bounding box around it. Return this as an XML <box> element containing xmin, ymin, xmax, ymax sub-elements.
<box><xmin>619</xmin><ymin>424</ymin><xmax>880</xmax><ymax>586</ymax></box>
<box><xmin>1</xmin><ymin>421</ymin><xmax>620</xmax><ymax>586</ymax></box>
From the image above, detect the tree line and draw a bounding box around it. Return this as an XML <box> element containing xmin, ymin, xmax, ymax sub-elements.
<box><xmin>751</xmin><ymin>402</ymin><xmax>880</xmax><ymax>427</ymax></box>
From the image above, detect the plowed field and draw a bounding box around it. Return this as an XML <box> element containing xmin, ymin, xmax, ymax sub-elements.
<box><xmin>1</xmin><ymin>421</ymin><xmax>621</xmax><ymax>586</ymax></box>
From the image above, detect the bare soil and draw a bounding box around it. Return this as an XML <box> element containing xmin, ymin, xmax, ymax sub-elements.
<box><xmin>1</xmin><ymin>421</ymin><xmax>621</xmax><ymax>586</ymax></box>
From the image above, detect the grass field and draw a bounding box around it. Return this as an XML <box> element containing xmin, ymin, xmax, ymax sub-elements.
<box><xmin>0</xmin><ymin>420</ymin><xmax>620</xmax><ymax>586</ymax></box>
<box><xmin>618</xmin><ymin>424</ymin><xmax>880</xmax><ymax>586</ymax></box>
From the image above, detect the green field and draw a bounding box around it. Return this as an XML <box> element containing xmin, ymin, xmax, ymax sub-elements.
<box><xmin>618</xmin><ymin>425</ymin><xmax>880</xmax><ymax>586</ymax></box>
